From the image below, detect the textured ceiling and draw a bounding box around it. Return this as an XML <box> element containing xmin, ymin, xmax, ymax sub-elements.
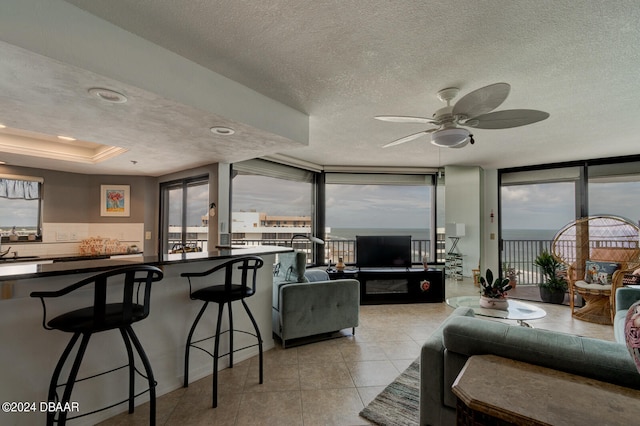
<box><xmin>1</xmin><ymin>0</ymin><xmax>640</xmax><ymax>175</ymax></box>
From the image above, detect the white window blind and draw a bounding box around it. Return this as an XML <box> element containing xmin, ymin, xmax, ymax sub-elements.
<box><xmin>233</xmin><ymin>159</ymin><xmax>313</xmax><ymax>183</ymax></box>
<box><xmin>501</xmin><ymin>167</ymin><xmax>581</xmax><ymax>186</ymax></box>
<box><xmin>0</xmin><ymin>174</ymin><xmax>42</xmax><ymax>200</ymax></box>
<box><xmin>325</xmin><ymin>173</ymin><xmax>432</xmax><ymax>186</ymax></box>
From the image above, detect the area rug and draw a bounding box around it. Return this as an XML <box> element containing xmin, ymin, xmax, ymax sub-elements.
<box><xmin>359</xmin><ymin>358</ymin><xmax>420</xmax><ymax>426</ymax></box>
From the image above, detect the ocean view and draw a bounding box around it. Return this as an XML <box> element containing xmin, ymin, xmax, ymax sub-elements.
<box><xmin>327</xmin><ymin>228</ymin><xmax>430</xmax><ymax>241</ymax></box>
<box><xmin>326</xmin><ymin>228</ymin><xmax>557</xmax><ymax>241</ymax></box>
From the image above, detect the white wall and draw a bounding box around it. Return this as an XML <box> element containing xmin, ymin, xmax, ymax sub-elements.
<box><xmin>444</xmin><ymin>166</ymin><xmax>500</xmax><ymax>278</ymax></box>
<box><xmin>5</xmin><ymin>223</ymin><xmax>144</xmax><ymax>258</ymax></box>
<box><xmin>444</xmin><ymin>166</ymin><xmax>482</xmax><ymax>277</ymax></box>
<box><xmin>481</xmin><ymin>169</ymin><xmax>500</xmax><ymax>275</ymax></box>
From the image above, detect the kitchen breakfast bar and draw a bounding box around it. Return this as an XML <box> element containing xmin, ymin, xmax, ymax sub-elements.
<box><xmin>0</xmin><ymin>246</ymin><xmax>291</xmax><ymax>426</ymax></box>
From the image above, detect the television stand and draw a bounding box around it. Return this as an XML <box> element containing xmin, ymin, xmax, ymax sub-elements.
<box><xmin>327</xmin><ymin>267</ymin><xmax>444</xmax><ymax>305</ymax></box>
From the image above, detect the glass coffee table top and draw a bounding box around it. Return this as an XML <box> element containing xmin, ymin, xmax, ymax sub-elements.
<box><xmin>447</xmin><ymin>296</ymin><xmax>546</xmax><ymax>324</ymax></box>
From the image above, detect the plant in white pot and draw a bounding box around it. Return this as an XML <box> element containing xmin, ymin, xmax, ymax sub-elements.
<box><xmin>533</xmin><ymin>251</ymin><xmax>568</xmax><ymax>304</ymax></box>
<box><xmin>479</xmin><ymin>268</ymin><xmax>512</xmax><ymax>310</ymax></box>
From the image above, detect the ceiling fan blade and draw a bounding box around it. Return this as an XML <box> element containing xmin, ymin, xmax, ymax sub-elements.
<box><xmin>453</xmin><ymin>83</ymin><xmax>511</xmax><ymax>119</ymax></box>
<box><xmin>382</xmin><ymin>129</ymin><xmax>436</xmax><ymax>148</ymax></box>
<box><xmin>466</xmin><ymin>109</ymin><xmax>550</xmax><ymax>129</ymax></box>
<box><xmin>375</xmin><ymin>115</ymin><xmax>437</xmax><ymax>124</ymax></box>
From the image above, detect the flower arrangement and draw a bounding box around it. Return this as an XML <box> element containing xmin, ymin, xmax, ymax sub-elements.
<box><xmin>479</xmin><ymin>268</ymin><xmax>512</xmax><ymax>299</ymax></box>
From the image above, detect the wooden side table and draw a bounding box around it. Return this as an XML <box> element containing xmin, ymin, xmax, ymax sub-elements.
<box><xmin>452</xmin><ymin>355</ymin><xmax>640</xmax><ymax>425</ymax></box>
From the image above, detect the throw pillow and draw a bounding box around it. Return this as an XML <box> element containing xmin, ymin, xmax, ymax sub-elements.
<box><xmin>623</xmin><ymin>274</ymin><xmax>640</xmax><ymax>285</ymax></box>
<box><xmin>584</xmin><ymin>260</ymin><xmax>620</xmax><ymax>284</ymax></box>
<box><xmin>624</xmin><ymin>300</ymin><xmax>640</xmax><ymax>374</ymax></box>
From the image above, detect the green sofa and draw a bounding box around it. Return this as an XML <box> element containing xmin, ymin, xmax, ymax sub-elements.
<box><xmin>272</xmin><ymin>251</ymin><xmax>359</xmax><ymax>348</ymax></box>
<box><xmin>420</xmin><ymin>288</ymin><xmax>640</xmax><ymax>426</ymax></box>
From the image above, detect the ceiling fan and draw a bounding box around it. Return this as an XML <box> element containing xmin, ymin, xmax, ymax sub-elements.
<box><xmin>375</xmin><ymin>83</ymin><xmax>549</xmax><ymax>149</ymax></box>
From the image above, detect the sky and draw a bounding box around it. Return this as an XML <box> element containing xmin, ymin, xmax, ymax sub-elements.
<box><xmin>3</xmin><ymin>174</ymin><xmax>639</xmax><ymax>233</ymax></box>
<box><xmin>232</xmin><ymin>175</ymin><xmax>432</xmax><ymax>229</ymax></box>
<box><xmin>502</xmin><ymin>181</ymin><xmax>640</xmax><ymax>230</ymax></box>
<box><xmin>0</xmin><ymin>198</ymin><xmax>38</xmax><ymax>229</ymax></box>
<box><xmin>233</xmin><ymin>176</ymin><xmax>640</xmax><ymax>232</ymax></box>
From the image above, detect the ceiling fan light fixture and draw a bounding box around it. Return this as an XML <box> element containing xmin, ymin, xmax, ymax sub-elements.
<box><xmin>431</xmin><ymin>128</ymin><xmax>469</xmax><ymax>147</ymax></box>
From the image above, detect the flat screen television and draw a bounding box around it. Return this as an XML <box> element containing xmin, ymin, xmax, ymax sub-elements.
<box><xmin>356</xmin><ymin>235</ymin><xmax>412</xmax><ymax>268</ymax></box>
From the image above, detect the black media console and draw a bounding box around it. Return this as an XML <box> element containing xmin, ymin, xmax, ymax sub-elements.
<box><xmin>326</xmin><ymin>267</ymin><xmax>444</xmax><ymax>305</ymax></box>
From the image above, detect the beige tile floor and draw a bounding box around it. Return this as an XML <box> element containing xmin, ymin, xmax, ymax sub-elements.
<box><xmin>99</xmin><ymin>278</ymin><xmax>615</xmax><ymax>425</ymax></box>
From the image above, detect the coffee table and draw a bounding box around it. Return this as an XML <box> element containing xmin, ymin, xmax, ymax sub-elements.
<box><xmin>453</xmin><ymin>355</ymin><xmax>640</xmax><ymax>425</ymax></box>
<box><xmin>446</xmin><ymin>295</ymin><xmax>546</xmax><ymax>326</ymax></box>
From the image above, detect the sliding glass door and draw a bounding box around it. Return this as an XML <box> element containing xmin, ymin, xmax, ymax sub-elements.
<box><xmin>500</xmin><ymin>168</ymin><xmax>578</xmax><ymax>284</ymax></box>
<box><xmin>160</xmin><ymin>176</ymin><xmax>209</xmax><ymax>254</ymax></box>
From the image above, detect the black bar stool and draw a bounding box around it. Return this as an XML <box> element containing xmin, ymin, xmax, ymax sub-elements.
<box><xmin>31</xmin><ymin>265</ymin><xmax>163</xmax><ymax>425</ymax></box>
<box><xmin>182</xmin><ymin>256</ymin><xmax>264</xmax><ymax>408</ymax></box>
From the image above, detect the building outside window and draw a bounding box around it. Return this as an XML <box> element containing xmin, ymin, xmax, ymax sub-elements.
<box><xmin>0</xmin><ymin>175</ymin><xmax>43</xmax><ymax>242</ymax></box>
<box><xmin>160</xmin><ymin>175</ymin><xmax>209</xmax><ymax>254</ymax></box>
<box><xmin>231</xmin><ymin>159</ymin><xmax>316</xmax><ymax>260</ymax></box>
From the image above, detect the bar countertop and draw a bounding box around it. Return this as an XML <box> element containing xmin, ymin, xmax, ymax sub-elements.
<box><xmin>0</xmin><ymin>245</ymin><xmax>293</xmax><ymax>281</ymax></box>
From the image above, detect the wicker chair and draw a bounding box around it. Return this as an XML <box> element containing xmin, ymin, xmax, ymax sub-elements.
<box><xmin>551</xmin><ymin>215</ymin><xmax>640</xmax><ymax>325</ymax></box>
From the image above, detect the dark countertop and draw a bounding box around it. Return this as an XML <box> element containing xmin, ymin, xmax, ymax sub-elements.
<box><xmin>0</xmin><ymin>246</ymin><xmax>292</xmax><ymax>281</ymax></box>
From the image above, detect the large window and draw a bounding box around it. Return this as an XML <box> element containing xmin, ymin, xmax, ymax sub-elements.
<box><xmin>0</xmin><ymin>175</ymin><xmax>42</xmax><ymax>242</ymax></box>
<box><xmin>499</xmin><ymin>158</ymin><xmax>640</xmax><ymax>286</ymax></box>
<box><xmin>324</xmin><ymin>173</ymin><xmax>435</xmax><ymax>265</ymax></box>
<box><xmin>160</xmin><ymin>176</ymin><xmax>209</xmax><ymax>254</ymax></box>
<box><xmin>500</xmin><ymin>167</ymin><xmax>579</xmax><ymax>284</ymax></box>
<box><xmin>589</xmin><ymin>162</ymin><xmax>640</xmax><ymax>225</ymax></box>
<box><xmin>231</xmin><ymin>159</ymin><xmax>315</xmax><ymax>260</ymax></box>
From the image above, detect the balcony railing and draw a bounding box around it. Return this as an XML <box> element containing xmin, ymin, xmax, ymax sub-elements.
<box><xmin>231</xmin><ymin>238</ymin><xmax>438</xmax><ymax>264</ymax></box>
<box><xmin>501</xmin><ymin>239</ymin><xmax>552</xmax><ymax>285</ymax></box>
<box><xmin>171</xmin><ymin>237</ymin><xmax>632</xmax><ymax>285</ymax></box>
<box><xmin>501</xmin><ymin>238</ymin><xmax>640</xmax><ymax>285</ymax></box>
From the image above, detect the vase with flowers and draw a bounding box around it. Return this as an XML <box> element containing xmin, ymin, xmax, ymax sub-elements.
<box><xmin>479</xmin><ymin>268</ymin><xmax>512</xmax><ymax>310</ymax></box>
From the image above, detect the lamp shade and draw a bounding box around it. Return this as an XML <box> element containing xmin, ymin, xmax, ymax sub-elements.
<box><xmin>431</xmin><ymin>128</ymin><xmax>469</xmax><ymax>147</ymax></box>
<box><xmin>446</xmin><ymin>223</ymin><xmax>466</xmax><ymax>237</ymax></box>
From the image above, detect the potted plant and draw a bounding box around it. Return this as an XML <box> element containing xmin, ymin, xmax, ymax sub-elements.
<box><xmin>534</xmin><ymin>251</ymin><xmax>568</xmax><ymax>304</ymax></box>
<box><xmin>479</xmin><ymin>268</ymin><xmax>512</xmax><ymax>310</ymax></box>
<box><xmin>503</xmin><ymin>262</ymin><xmax>519</xmax><ymax>288</ymax></box>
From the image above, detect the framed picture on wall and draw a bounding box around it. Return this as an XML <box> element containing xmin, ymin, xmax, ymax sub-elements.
<box><xmin>100</xmin><ymin>184</ymin><xmax>130</xmax><ymax>217</ymax></box>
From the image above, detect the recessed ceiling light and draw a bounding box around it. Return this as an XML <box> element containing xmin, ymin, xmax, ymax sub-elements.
<box><xmin>0</xmin><ymin>124</ymin><xmax>6</xmax><ymax>129</ymax></box>
<box><xmin>57</xmin><ymin>135</ymin><xmax>76</xmax><ymax>141</ymax></box>
<box><xmin>210</xmin><ymin>126</ymin><xmax>235</xmax><ymax>136</ymax></box>
<box><xmin>88</xmin><ymin>87</ymin><xmax>128</xmax><ymax>104</ymax></box>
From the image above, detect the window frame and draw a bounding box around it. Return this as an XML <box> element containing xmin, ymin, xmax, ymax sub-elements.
<box><xmin>0</xmin><ymin>175</ymin><xmax>44</xmax><ymax>244</ymax></box>
<box><xmin>159</xmin><ymin>174</ymin><xmax>209</xmax><ymax>255</ymax></box>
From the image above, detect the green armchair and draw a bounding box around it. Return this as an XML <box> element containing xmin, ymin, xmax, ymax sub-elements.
<box><xmin>271</xmin><ymin>251</ymin><xmax>359</xmax><ymax>348</ymax></box>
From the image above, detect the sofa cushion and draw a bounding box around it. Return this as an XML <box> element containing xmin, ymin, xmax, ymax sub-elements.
<box><xmin>615</xmin><ymin>309</ymin><xmax>628</xmax><ymax>344</ymax></box>
<box><xmin>584</xmin><ymin>260</ymin><xmax>619</xmax><ymax>284</ymax></box>
<box><xmin>575</xmin><ymin>280</ymin><xmax>612</xmax><ymax>291</ymax></box>
<box><xmin>442</xmin><ymin>316</ymin><xmax>640</xmax><ymax>390</ymax></box>
<box><xmin>304</xmin><ymin>269</ymin><xmax>330</xmax><ymax>282</ymax></box>
<box><xmin>623</xmin><ymin>273</ymin><xmax>640</xmax><ymax>285</ymax></box>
